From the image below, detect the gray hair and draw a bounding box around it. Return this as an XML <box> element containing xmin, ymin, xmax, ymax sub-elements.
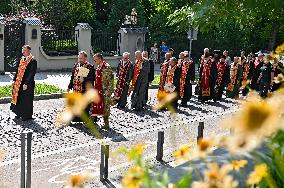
<box><xmin>123</xmin><ymin>52</ymin><xmax>130</xmax><ymax>57</ymax></box>
<box><xmin>135</xmin><ymin>51</ymin><xmax>141</xmax><ymax>56</ymax></box>
<box><xmin>79</xmin><ymin>51</ymin><xmax>88</xmax><ymax>58</ymax></box>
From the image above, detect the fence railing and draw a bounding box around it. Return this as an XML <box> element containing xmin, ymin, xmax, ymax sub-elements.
<box><xmin>92</xmin><ymin>31</ymin><xmax>121</xmax><ymax>56</ymax></box>
<box><xmin>41</xmin><ymin>29</ymin><xmax>78</xmax><ymax>56</ymax></box>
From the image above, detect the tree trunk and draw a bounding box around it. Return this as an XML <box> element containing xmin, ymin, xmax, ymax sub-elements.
<box><xmin>268</xmin><ymin>21</ymin><xmax>278</xmax><ymax>51</ymax></box>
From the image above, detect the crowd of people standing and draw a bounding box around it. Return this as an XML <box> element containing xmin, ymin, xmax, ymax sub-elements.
<box><xmin>10</xmin><ymin>43</ymin><xmax>283</xmax><ymax>130</ymax></box>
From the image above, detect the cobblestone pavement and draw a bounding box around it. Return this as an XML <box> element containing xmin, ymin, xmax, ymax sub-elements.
<box><xmin>0</xmin><ymin>89</ymin><xmax>238</xmax><ymax>188</ymax></box>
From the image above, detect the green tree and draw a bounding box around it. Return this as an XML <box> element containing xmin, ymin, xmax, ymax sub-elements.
<box><xmin>0</xmin><ymin>0</ymin><xmax>12</xmax><ymax>15</ymax></box>
<box><xmin>168</xmin><ymin>0</ymin><xmax>284</xmax><ymax>51</ymax></box>
<box><xmin>106</xmin><ymin>0</ymin><xmax>146</xmax><ymax>32</ymax></box>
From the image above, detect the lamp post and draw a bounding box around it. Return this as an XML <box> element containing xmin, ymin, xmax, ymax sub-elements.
<box><xmin>187</xmin><ymin>27</ymin><xmax>198</xmax><ymax>56</ymax></box>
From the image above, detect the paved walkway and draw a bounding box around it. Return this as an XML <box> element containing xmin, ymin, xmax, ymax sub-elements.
<box><xmin>0</xmin><ymin>89</ymin><xmax>238</xmax><ymax>187</ymax></box>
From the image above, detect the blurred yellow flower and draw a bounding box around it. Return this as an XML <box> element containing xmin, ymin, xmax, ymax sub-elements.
<box><xmin>153</xmin><ymin>90</ymin><xmax>177</xmax><ymax>111</ymax></box>
<box><xmin>173</xmin><ymin>144</ymin><xmax>190</xmax><ymax>161</ymax></box>
<box><xmin>273</xmin><ymin>73</ymin><xmax>284</xmax><ymax>84</ymax></box>
<box><xmin>247</xmin><ymin>163</ymin><xmax>268</xmax><ymax>185</ymax></box>
<box><xmin>122</xmin><ymin>166</ymin><xmax>144</xmax><ymax>188</ymax></box>
<box><xmin>231</xmin><ymin>160</ymin><xmax>247</xmax><ymax>171</ymax></box>
<box><xmin>275</xmin><ymin>42</ymin><xmax>284</xmax><ymax>54</ymax></box>
<box><xmin>56</xmin><ymin>88</ymin><xmax>99</xmax><ymax>126</ymax></box>
<box><xmin>238</xmin><ymin>100</ymin><xmax>279</xmax><ymax>135</ymax></box>
<box><xmin>264</xmin><ymin>54</ymin><xmax>275</xmax><ymax>63</ymax></box>
<box><xmin>65</xmin><ymin>171</ymin><xmax>94</xmax><ymax>188</ymax></box>
<box><xmin>157</xmin><ymin>90</ymin><xmax>168</xmax><ymax>101</ymax></box>
<box><xmin>191</xmin><ymin>138</ymin><xmax>215</xmax><ymax>159</ymax></box>
<box><xmin>224</xmin><ymin>97</ymin><xmax>279</xmax><ymax>139</ymax></box>
<box><xmin>220</xmin><ymin>133</ymin><xmax>261</xmax><ymax>155</ymax></box>
<box><xmin>127</xmin><ymin>144</ymin><xmax>145</xmax><ymax>160</ymax></box>
<box><xmin>192</xmin><ymin>163</ymin><xmax>238</xmax><ymax>188</ymax></box>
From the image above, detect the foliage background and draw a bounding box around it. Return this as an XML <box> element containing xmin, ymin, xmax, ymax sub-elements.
<box><xmin>1</xmin><ymin>0</ymin><xmax>284</xmax><ymax>62</ymax></box>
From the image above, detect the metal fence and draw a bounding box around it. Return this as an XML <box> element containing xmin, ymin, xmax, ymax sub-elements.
<box><xmin>92</xmin><ymin>31</ymin><xmax>121</xmax><ymax>56</ymax></box>
<box><xmin>41</xmin><ymin>29</ymin><xmax>78</xmax><ymax>56</ymax></box>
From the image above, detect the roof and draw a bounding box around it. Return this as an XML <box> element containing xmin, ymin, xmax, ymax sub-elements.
<box><xmin>77</xmin><ymin>23</ymin><xmax>93</xmax><ymax>30</ymax></box>
<box><xmin>24</xmin><ymin>18</ymin><xmax>41</xmax><ymax>26</ymax></box>
<box><xmin>120</xmin><ymin>27</ymin><xmax>148</xmax><ymax>34</ymax></box>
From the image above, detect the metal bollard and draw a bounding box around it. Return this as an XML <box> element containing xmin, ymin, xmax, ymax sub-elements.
<box><xmin>156</xmin><ymin>131</ymin><xmax>164</xmax><ymax>161</ymax></box>
<box><xmin>197</xmin><ymin>122</ymin><xmax>204</xmax><ymax>143</ymax></box>
<box><xmin>100</xmin><ymin>145</ymin><xmax>109</xmax><ymax>182</ymax></box>
<box><xmin>21</xmin><ymin>132</ymin><xmax>32</xmax><ymax>188</ymax></box>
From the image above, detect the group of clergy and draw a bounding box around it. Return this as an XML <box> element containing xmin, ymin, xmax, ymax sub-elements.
<box><xmin>198</xmin><ymin>48</ymin><xmax>282</xmax><ymax>102</ymax></box>
<box><xmin>67</xmin><ymin>50</ymin><xmax>154</xmax><ymax>129</ymax></box>
<box><xmin>11</xmin><ymin>44</ymin><xmax>280</xmax><ymax>130</ymax></box>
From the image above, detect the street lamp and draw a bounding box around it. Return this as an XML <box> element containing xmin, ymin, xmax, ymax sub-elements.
<box><xmin>187</xmin><ymin>27</ymin><xmax>198</xmax><ymax>56</ymax></box>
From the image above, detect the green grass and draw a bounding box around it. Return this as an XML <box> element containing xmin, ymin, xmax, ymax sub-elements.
<box><xmin>0</xmin><ymin>83</ymin><xmax>64</xmax><ymax>98</ymax></box>
<box><xmin>152</xmin><ymin>75</ymin><xmax>160</xmax><ymax>85</ymax></box>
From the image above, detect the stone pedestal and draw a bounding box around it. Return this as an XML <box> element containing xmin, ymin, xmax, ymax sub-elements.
<box><xmin>75</xmin><ymin>23</ymin><xmax>93</xmax><ymax>62</ymax></box>
<box><xmin>23</xmin><ymin>18</ymin><xmax>41</xmax><ymax>65</ymax></box>
<box><xmin>118</xmin><ymin>27</ymin><xmax>148</xmax><ymax>62</ymax></box>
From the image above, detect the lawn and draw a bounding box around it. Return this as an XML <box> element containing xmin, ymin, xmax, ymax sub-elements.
<box><xmin>0</xmin><ymin>83</ymin><xmax>64</xmax><ymax>98</ymax></box>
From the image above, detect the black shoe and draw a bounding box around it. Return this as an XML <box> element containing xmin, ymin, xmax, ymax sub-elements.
<box><xmin>14</xmin><ymin>116</ymin><xmax>21</xmax><ymax>119</ymax></box>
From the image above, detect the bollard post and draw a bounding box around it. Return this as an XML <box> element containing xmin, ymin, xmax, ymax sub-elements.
<box><xmin>21</xmin><ymin>133</ymin><xmax>26</xmax><ymax>188</ymax></box>
<box><xmin>197</xmin><ymin>122</ymin><xmax>204</xmax><ymax>143</ymax></box>
<box><xmin>26</xmin><ymin>132</ymin><xmax>32</xmax><ymax>188</ymax></box>
<box><xmin>156</xmin><ymin>131</ymin><xmax>164</xmax><ymax>161</ymax></box>
<box><xmin>100</xmin><ymin>145</ymin><xmax>109</xmax><ymax>182</ymax></box>
<box><xmin>20</xmin><ymin>132</ymin><xmax>32</xmax><ymax>188</ymax></box>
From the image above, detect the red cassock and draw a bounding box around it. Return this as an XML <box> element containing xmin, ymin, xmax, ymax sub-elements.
<box><xmin>91</xmin><ymin>62</ymin><xmax>106</xmax><ymax>115</ymax></box>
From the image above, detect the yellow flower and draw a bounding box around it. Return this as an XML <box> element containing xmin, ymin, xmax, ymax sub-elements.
<box><xmin>219</xmin><ymin>134</ymin><xmax>261</xmax><ymax>155</ymax></box>
<box><xmin>122</xmin><ymin>166</ymin><xmax>144</xmax><ymax>188</ymax></box>
<box><xmin>273</xmin><ymin>73</ymin><xmax>284</xmax><ymax>84</ymax></box>
<box><xmin>275</xmin><ymin>42</ymin><xmax>284</xmax><ymax>54</ymax></box>
<box><xmin>65</xmin><ymin>171</ymin><xmax>94</xmax><ymax>188</ymax></box>
<box><xmin>224</xmin><ymin>96</ymin><xmax>280</xmax><ymax>139</ymax></box>
<box><xmin>264</xmin><ymin>54</ymin><xmax>274</xmax><ymax>63</ymax></box>
<box><xmin>173</xmin><ymin>144</ymin><xmax>190</xmax><ymax>161</ymax></box>
<box><xmin>247</xmin><ymin>163</ymin><xmax>268</xmax><ymax>185</ymax></box>
<box><xmin>238</xmin><ymin>100</ymin><xmax>279</xmax><ymax>135</ymax></box>
<box><xmin>157</xmin><ymin>90</ymin><xmax>168</xmax><ymax>101</ymax></box>
<box><xmin>127</xmin><ymin>144</ymin><xmax>145</xmax><ymax>160</ymax></box>
<box><xmin>231</xmin><ymin>160</ymin><xmax>247</xmax><ymax>171</ymax></box>
<box><xmin>191</xmin><ymin>138</ymin><xmax>215</xmax><ymax>159</ymax></box>
<box><xmin>56</xmin><ymin>87</ymin><xmax>99</xmax><ymax>126</ymax></box>
<box><xmin>221</xmin><ymin>97</ymin><xmax>280</xmax><ymax>153</ymax></box>
<box><xmin>153</xmin><ymin>90</ymin><xmax>177</xmax><ymax>111</ymax></box>
<box><xmin>192</xmin><ymin>163</ymin><xmax>238</xmax><ymax>188</ymax></box>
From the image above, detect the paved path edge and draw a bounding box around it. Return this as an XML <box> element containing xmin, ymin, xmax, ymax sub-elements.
<box><xmin>0</xmin><ymin>85</ymin><xmax>160</xmax><ymax>104</ymax></box>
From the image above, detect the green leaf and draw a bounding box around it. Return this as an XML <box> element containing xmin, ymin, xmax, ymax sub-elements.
<box><xmin>176</xmin><ymin>173</ymin><xmax>192</xmax><ymax>188</ymax></box>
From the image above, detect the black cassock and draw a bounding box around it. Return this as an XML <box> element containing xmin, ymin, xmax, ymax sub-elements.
<box><xmin>116</xmin><ymin>61</ymin><xmax>133</xmax><ymax>108</ymax></box>
<box><xmin>250</xmin><ymin>60</ymin><xmax>263</xmax><ymax>91</ymax></box>
<box><xmin>181</xmin><ymin>62</ymin><xmax>195</xmax><ymax>105</ymax></box>
<box><xmin>171</xmin><ymin>66</ymin><xmax>182</xmax><ymax>109</ymax></box>
<box><xmin>259</xmin><ymin>62</ymin><xmax>273</xmax><ymax>98</ymax></box>
<box><xmin>145</xmin><ymin>59</ymin><xmax>155</xmax><ymax>103</ymax></box>
<box><xmin>10</xmin><ymin>59</ymin><xmax>37</xmax><ymax>119</ymax></box>
<box><xmin>131</xmin><ymin>60</ymin><xmax>150</xmax><ymax>110</ymax></box>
